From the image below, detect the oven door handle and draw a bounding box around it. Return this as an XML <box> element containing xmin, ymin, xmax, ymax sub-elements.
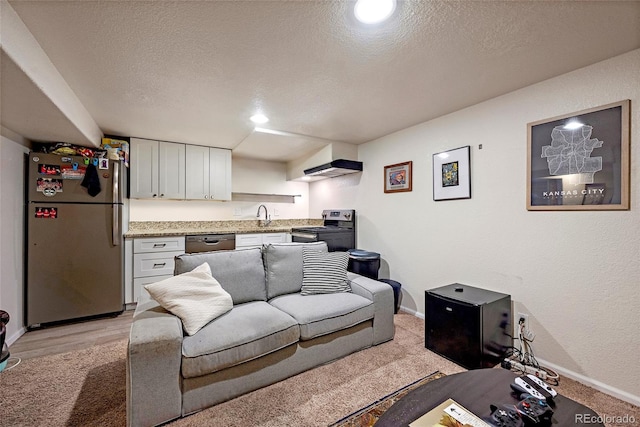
<box><xmin>291</xmin><ymin>232</ymin><xmax>318</xmax><ymax>240</ymax></box>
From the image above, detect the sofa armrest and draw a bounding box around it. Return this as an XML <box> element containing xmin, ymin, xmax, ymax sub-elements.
<box><xmin>127</xmin><ymin>296</ymin><xmax>183</xmax><ymax>427</ymax></box>
<box><xmin>348</xmin><ymin>272</ymin><xmax>395</xmax><ymax>344</ymax></box>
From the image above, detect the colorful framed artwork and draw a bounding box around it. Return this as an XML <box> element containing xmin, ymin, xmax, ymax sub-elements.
<box><xmin>433</xmin><ymin>146</ymin><xmax>471</xmax><ymax>201</ymax></box>
<box><xmin>527</xmin><ymin>100</ymin><xmax>630</xmax><ymax>211</ymax></box>
<box><xmin>384</xmin><ymin>161</ymin><xmax>412</xmax><ymax>193</ymax></box>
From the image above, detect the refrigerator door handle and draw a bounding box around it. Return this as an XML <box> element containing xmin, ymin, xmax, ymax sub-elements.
<box><xmin>113</xmin><ymin>161</ymin><xmax>120</xmax><ymax>203</ymax></box>
<box><xmin>112</xmin><ymin>162</ymin><xmax>121</xmax><ymax>246</ymax></box>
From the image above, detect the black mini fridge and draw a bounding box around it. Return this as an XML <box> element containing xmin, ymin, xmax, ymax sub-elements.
<box><xmin>425</xmin><ymin>283</ymin><xmax>511</xmax><ymax>369</ymax></box>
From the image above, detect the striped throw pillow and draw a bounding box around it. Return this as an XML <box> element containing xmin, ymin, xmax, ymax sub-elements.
<box><xmin>300</xmin><ymin>248</ymin><xmax>350</xmax><ymax>295</ymax></box>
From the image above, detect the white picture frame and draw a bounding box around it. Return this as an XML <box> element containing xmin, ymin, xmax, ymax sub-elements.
<box><xmin>433</xmin><ymin>146</ymin><xmax>471</xmax><ymax>201</ymax></box>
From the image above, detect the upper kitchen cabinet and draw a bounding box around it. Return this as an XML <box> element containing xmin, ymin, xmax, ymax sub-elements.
<box><xmin>130</xmin><ymin>138</ymin><xmax>186</xmax><ymax>199</ymax></box>
<box><xmin>185</xmin><ymin>145</ymin><xmax>232</xmax><ymax>201</ymax></box>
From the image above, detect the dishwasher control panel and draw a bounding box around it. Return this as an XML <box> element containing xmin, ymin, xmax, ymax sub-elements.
<box><xmin>185</xmin><ymin>234</ymin><xmax>236</xmax><ymax>253</ymax></box>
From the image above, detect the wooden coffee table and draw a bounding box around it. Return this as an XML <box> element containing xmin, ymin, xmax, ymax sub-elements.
<box><xmin>375</xmin><ymin>369</ymin><xmax>604</xmax><ymax>426</ymax></box>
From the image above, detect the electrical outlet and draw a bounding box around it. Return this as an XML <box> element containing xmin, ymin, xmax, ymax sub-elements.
<box><xmin>273</xmin><ymin>208</ymin><xmax>280</xmax><ymax>217</ymax></box>
<box><xmin>517</xmin><ymin>312</ymin><xmax>529</xmax><ymax>330</ymax></box>
<box><xmin>233</xmin><ymin>208</ymin><xmax>242</xmax><ymax>217</ymax></box>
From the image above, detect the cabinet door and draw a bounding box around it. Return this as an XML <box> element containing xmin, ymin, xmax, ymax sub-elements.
<box><xmin>133</xmin><ymin>236</ymin><xmax>186</xmax><ymax>253</ymax></box>
<box><xmin>209</xmin><ymin>148</ymin><xmax>232</xmax><ymax>201</ymax></box>
<box><xmin>134</xmin><ymin>275</ymin><xmax>173</xmax><ymax>303</ymax></box>
<box><xmin>185</xmin><ymin>145</ymin><xmax>211</xmax><ymax>199</ymax></box>
<box><xmin>236</xmin><ymin>234</ymin><xmax>263</xmax><ymax>248</ymax></box>
<box><xmin>158</xmin><ymin>141</ymin><xmax>186</xmax><ymax>199</ymax></box>
<box><xmin>130</xmin><ymin>138</ymin><xmax>159</xmax><ymax>198</ymax></box>
<box><xmin>133</xmin><ymin>251</ymin><xmax>184</xmax><ymax>277</ymax></box>
<box><xmin>262</xmin><ymin>233</ymin><xmax>287</xmax><ymax>244</ymax></box>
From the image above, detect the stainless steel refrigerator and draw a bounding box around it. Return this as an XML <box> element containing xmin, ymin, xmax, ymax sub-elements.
<box><xmin>26</xmin><ymin>152</ymin><xmax>125</xmax><ymax>327</ymax></box>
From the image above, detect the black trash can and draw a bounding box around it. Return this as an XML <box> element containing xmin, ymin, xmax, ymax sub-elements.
<box><xmin>347</xmin><ymin>249</ymin><xmax>380</xmax><ymax>280</ymax></box>
<box><xmin>378</xmin><ymin>279</ymin><xmax>403</xmax><ymax>314</ymax></box>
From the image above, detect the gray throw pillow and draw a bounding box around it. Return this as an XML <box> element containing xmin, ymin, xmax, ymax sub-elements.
<box><xmin>263</xmin><ymin>241</ymin><xmax>328</xmax><ymax>299</ymax></box>
<box><xmin>300</xmin><ymin>247</ymin><xmax>350</xmax><ymax>295</ymax></box>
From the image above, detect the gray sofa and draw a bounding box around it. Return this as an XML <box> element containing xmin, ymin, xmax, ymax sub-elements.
<box><xmin>126</xmin><ymin>242</ymin><xmax>395</xmax><ymax>427</ymax></box>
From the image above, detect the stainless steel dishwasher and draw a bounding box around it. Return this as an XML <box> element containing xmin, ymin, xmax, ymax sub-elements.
<box><xmin>185</xmin><ymin>234</ymin><xmax>236</xmax><ymax>253</ymax></box>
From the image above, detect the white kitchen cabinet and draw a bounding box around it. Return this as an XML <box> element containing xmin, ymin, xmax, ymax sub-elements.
<box><xmin>185</xmin><ymin>145</ymin><xmax>232</xmax><ymax>201</ymax></box>
<box><xmin>130</xmin><ymin>138</ymin><xmax>158</xmax><ymax>198</ymax></box>
<box><xmin>130</xmin><ymin>138</ymin><xmax>186</xmax><ymax>199</ymax></box>
<box><xmin>124</xmin><ymin>239</ymin><xmax>134</xmax><ymax>305</ymax></box>
<box><xmin>235</xmin><ymin>232</ymin><xmax>289</xmax><ymax>249</ymax></box>
<box><xmin>132</xmin><ymin>236</ymin><xmax>185</xmax><ymax>302</ymax></box>
<box><xmin>159</xmin><ymin>141</ymin><xmax>186</xmax><ymax>199</ymax></box>
<box><xmin>262</xmin><ymin>233</ymin><xmax>289</xmax><ymax>245</ymax></box>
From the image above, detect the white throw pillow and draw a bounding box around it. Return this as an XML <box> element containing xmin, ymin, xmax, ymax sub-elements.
<box><xmin>144</xmin><ymin>262</ymin><xmax>233</xmax><ymax>336</ymax></box>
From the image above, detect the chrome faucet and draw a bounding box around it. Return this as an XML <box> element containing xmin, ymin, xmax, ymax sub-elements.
<box><xmin>256</xmin><ymin>204</ymin><xmax>271</xmax><ymax>227</ymax></box>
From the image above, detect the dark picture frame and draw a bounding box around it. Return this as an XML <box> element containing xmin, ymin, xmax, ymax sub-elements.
<box><xmin>433</xmin><ymin>146</ymin><xmax>471</xmax><ymax>201</ymax></box>
<box><xmin>527</xmin><ymin>100</ymin><xmax>630</xmax><ymax>211</ymax></box>
<box><xmin>384</xmin><ymin>161</ymin><xmax>412</xmax><ymax>193</ymax></box>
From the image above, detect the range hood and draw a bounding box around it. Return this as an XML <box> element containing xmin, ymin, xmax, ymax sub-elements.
<box><xmin>304</xmin><ymin>159</ymin><xmax>363</xmax><ymax>178</ymax></box>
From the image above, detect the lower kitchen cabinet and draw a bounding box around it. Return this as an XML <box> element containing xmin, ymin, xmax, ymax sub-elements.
<box><xmin>235</xmin><ymin>232</ymin><xmax>289</xmax><ymax>249</ymax></box>
<box><xmin>132</xmin><ymin>236</ymin><xmax>185</xmax><ymax>302</ymax></box>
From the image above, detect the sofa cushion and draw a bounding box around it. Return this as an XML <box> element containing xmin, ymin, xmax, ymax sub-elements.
<box><xmin>300</xmin><ymin>248</ymin><xmax>350</xmax><ymax>295</ymax></box>
<box><xmin>263</xmin><ymin>241</ymin><xmax>328</xmax><ymax>299</ymax></box>
<box><xmin>144</xmin><ymin>262</ymin><xmax>233</xmax><ymax>336</ymax></box>
<box><xmin>174</xmin><ymin>248</ymin><xmax>267</xmax><ymax>304</ymax></box>
<box><xmin>269</xmin><ymin>293</ymin><xmax>374</xmax><ymax>340</ymax></box>
<box><xmin>181</xmin><ymin>301</ymin><xmax>299</xmax><ymax>378</ymax></box>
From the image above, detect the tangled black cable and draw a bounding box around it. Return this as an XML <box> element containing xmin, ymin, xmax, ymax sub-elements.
<box><xmin>503</xmin><ymin>320</ymin><xmax>559</xmax><ymax>385</ymax></box>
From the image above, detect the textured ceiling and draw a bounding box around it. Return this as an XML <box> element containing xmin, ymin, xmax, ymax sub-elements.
<box><xmin>3</xmin><ymin>1</ymin><xmax>640</xmax><ymax>161</ymax></box>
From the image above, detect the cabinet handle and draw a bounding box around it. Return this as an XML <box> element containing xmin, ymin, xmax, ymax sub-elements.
<box><xmin>204</xmin><ymin>195</ymin><xmax>208</xmax><ymax>199</ymax></box>
<box><xmin>153</xmin><ymin>263</ymin><xmax>167</xmax><ymax>268</ymax></box>
<box><xmin>152</xmin><ymin>194</ymin><xmax>157</xmax><ymax>197</ymax></box>
<box><xmin>160</xmin><ymin>193</ymin><xmax>164</xmax><ymax>197</ymax></box>
<box><xmin>153</xmin><ymin>243</ymin><xmax>166</xmax><ymax>248</ymax></box>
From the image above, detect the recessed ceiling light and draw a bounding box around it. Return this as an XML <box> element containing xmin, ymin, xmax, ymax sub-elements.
<box><xmin>354</xmin><ymin>0</ymin><xmax>396</xmax><ymax>24</ymax></box>
<box><xmin>250</xmin><ymin>114</ymin><xmax>269</xmax><ymax>124</ymax></box>
<box><xmin>563</xmin><ymin>121</ymin><xmax>584</xmax><ymax>130</ymax></box>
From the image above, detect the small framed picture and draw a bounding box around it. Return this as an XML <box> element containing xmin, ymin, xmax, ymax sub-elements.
<box><xmin>384</xmin><ymin>161</ymin><xmax>412</xmax><ymax>193</ymax></box>
<box><xmin>433</xmin><ymin>146</ymin><xmax>471</xmax><ymax>201</ymax></box>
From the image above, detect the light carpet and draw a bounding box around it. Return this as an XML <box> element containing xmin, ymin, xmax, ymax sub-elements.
<box><xmin>329</xmin><ymin>371</ymin><xmax>446</xmax><ymax>427</ymax></box>
<box><xmin>0</xmin><ymin>313</ymin><xmax>638</xmax><ymax>427</ymax></box>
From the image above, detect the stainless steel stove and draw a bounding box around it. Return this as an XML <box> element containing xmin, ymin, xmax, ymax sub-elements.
<box><xmin>291</xmin><ymin>209</ymin><xmax>355</xmax><ymax>251</ymax></box>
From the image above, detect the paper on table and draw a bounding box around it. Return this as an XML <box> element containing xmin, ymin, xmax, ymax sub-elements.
<box><xmin>409</xmin><ymin>398</ymin><xmax>492</xmax><ymax>427</ymax></box>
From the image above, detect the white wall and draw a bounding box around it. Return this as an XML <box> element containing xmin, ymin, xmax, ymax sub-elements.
<box><xmin>311</xmin><ymin>49</ymin><xmax>640</xmax><ymax>403</ymax></box>
<box><xmin>0</xmin><ymin>135</ymin><xmax>30</xmax><ymax>344</ymax></box>
<box><xmin>130</xmin><ymin>157</ymin><xmax>311</xmax><ymax>221</ymax></box>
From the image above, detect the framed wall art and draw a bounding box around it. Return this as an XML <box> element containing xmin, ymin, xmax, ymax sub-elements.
<box><xmin>527</xmin><ymin>100</ymin><xmax>630</xmax><ymax>211</ymax></box>
<box><xmin>384</xmin><ymin>161</ymin><xmax>412</xmax><ymax>193</ymax></box>
<box><xmin>433</xmin><ymin>146</ymin><xmax>471</xmax><ymax>201</ymax></box>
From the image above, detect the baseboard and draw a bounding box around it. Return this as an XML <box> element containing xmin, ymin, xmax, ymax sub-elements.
<box><xmin>536</xmin><ymin>358</ymin><xmax>640</xmax><ymax>407</ymax></box>
<box><xmin>7</xmin><ymin>326</ymin><xmax>26</xmax><ymax>346</ymax></box>
<box><xmin>399</xmin><ymin>306</ymin><xmax>424</xmax><ymax>319</ymax></box>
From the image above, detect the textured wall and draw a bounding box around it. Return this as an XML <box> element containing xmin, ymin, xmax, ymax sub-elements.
<box><xmin>311</xmin><ymin>49</ymin><xmax>640</xmax><ymax>403</ymax></box>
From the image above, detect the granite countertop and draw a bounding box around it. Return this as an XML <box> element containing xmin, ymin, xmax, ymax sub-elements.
<box><xmin>124</xmin><ymin>219</ymin><xmax>323</xmax><ymax>238</ymax></box>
